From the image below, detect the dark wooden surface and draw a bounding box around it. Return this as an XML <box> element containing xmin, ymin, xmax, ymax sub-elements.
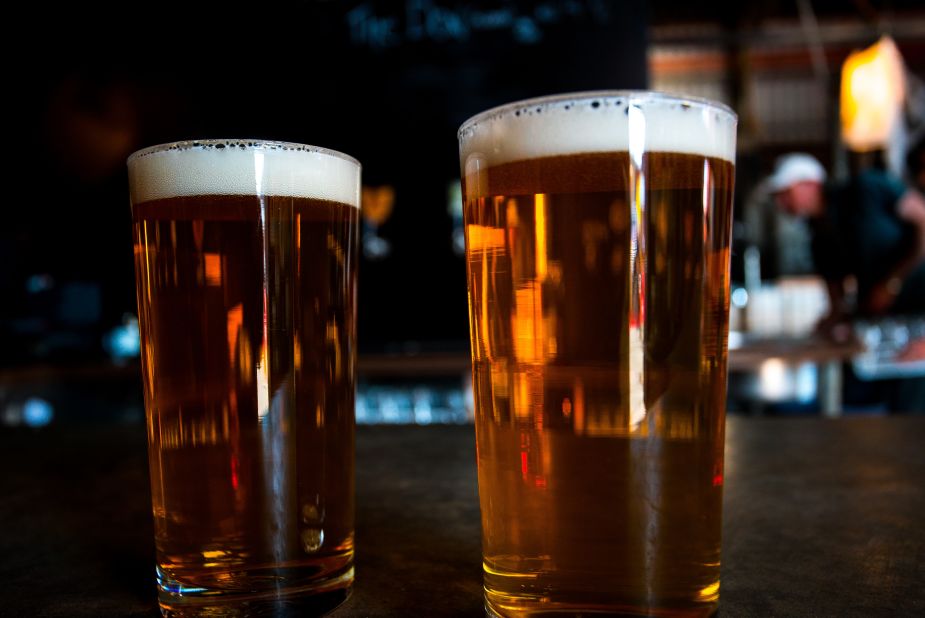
<box><xmin>1</xmin><ymin>417</ymin><xmax>923</xmax><ymax>617</ymax></box>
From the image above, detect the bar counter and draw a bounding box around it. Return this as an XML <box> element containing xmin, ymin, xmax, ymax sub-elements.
<box><xmin>1</xmin><ymin>417</ymin><xmax>923</xmax><ymax>616</ymax></box>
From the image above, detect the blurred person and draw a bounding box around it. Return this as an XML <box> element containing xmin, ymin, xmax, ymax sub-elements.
<box><xmin>745</xmin><ymin>154</ymin><xmax>826</xmax><ymax>279</ymax></box>
<box><xmin>771</xmin><ymin>153</ymin><xmax>925</xmax><ymax>320</ymax></box>
<box><xmin>765</xmin><ymin>154</ymin><xmax>845</xmax><ymax>325</ymax></box>
<box><xmin>743</xmin><ymin>159</ymin><xmax>819</xmax><ymax>280</ymax></box>
<box><xmin>771</xmin><ymin>151</ymin><xmax>925</xmax><ymax>412</ymax></box>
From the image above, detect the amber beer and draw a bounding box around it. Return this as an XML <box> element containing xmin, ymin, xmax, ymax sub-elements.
<box><xmin>459</xmin><ymin>94</ymin><xmax>736</xmax><ymax>616</ymax></box>
<box><xmin>128</xmin><ymin>141</ymin><xmax>359</xmax><ymax>615</ymax></box>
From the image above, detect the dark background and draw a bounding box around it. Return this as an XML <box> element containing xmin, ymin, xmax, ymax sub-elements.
<box><xmin>4</xmin><ymin>1</ymin><xmax>924</xmax><ymax>416</ymax></box>
<box><xmin>3</xmin><ymin>1</ymin><xmax>648</xmax><ymax>363</ymax></box>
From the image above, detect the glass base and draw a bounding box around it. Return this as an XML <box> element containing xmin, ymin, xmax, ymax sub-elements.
<box><xmin>157</xmin><ymin>565</ymin><xmax>353</xmax><ymax>617</ymax></box>
<box><xmin>485</xmin><ymin>591</ymin><xmax>717</xmax><ymax>618</ymax></box>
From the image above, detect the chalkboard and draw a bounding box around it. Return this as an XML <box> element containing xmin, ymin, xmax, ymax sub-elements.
<box><xmin>319</xmin><ymin>1</ymin><xmax>649</xmax><ymax>349</ymax></box>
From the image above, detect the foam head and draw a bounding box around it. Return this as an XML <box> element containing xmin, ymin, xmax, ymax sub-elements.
<box><xmin>128</xmin><ymin>140</ymin><xmax>361</xmax><ymax>208</ymax></box>
<box><xmin>458</xmin><ymin>91</ymin><xmax>737</xmax><ymax>169</ymax></box>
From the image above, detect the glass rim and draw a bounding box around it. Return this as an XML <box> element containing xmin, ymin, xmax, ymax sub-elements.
<box><xmin>458</xmin><ymin>90</ymin><xmax>737</xmax><ymax>139</ymax></box>
<box><xmin>127</xmin><ymin>138</ymin><xmax>360</xmax><ymax>168</ymax></box>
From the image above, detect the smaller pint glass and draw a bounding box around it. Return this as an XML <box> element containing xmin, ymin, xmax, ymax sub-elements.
<box><xmin>128</xmin><ymin>140</ymin><xmax>359</xmax><ymax>615</ymax></box>
<box><xmin>459</xmin><ymin>93</ymin><xmax>736</xmax><ymax>616</ymax></box>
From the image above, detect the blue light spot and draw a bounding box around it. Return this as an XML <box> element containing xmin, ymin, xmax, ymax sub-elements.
<box><xmin>513</xmin><ymin>17</ymin><xmax>541</xmax><ymax>44</ymax></box>
<box><xmin>23</xmin><ymin>398</ymin><xmax>53</xmax><ymax>427</ymax></box>
<box><xmin>104</xmin><ymin>317</ymin><xmax>141</xmax><ymax>361</ymax></box>
<box><xmin>26</xmin><ymin>274</ymin><xmax>54</xmax><ymax>294</ymax></box>
<box><xmin>731</xmin><ymin>287</ymin><xmax>749</xmax><ymax>308</ymax></box>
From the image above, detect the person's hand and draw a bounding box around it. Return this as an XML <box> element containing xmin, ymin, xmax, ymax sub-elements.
<box><xmin>897</xmin><ymin>189</ymin><xmax>925</xmax><ymax>227</ymax></box>
<box><xmin>865</xmin><ymin>279</ymin><xmax>899</xmax><ymax>315</ymax></box>
<box><xmin>897</xmin><ymin>190</ymin><xmax>925</xmax><ymax>261</ymax></box>
<box><xmin>896</xmin><ymin>337</ymin><xmax>925</xmax><ymax>362</ymax></box>
<box><xmin>814</xmin><ymin>311</ymin><xmax>851</xmax><ymax>342</ymax></box>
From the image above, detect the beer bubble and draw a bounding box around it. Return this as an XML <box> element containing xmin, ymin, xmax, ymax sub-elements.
<box><xmin>301</xmin><ymin>527</ymin><xmax>324</xmax><ymax>553</ymax></box>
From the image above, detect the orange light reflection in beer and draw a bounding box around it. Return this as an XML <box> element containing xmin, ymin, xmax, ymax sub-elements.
<box><xmin>514</xmin><ymin>371</ymin><xmax>530</xmax><ymax>420</ymax></box>
<box><xmin>205</xmin><ymin>253</ymin><xmax>222</xmax><ymax>286</ymax></box>
<box><xmin>513</xmin><ymin>284</ymin><xmax>543</xmax><ymax>363</ymax></box>
<box><xmin>227</xmin><ymin>304</ymin><xmax>243</xmax><ymax>366</ymax></box>
<box><xmin>697</xmin><ymin>581</ymin><xmax>720</xmax><ymax>601</ymax></box>
<box><xmin>230</xmin><ymin>454</ymin><xmax>240</xmax><ymax>490</ymax></box>
<box><xmin>534</xmin><ymin>194</ymin><xmax>547</xmax><ymax>279</ymax></box>
<box><xmin>467</xmin><ymin>219</ymin><xmax>506</xmax><ymax>360</ymax></box>
<box><xmin>520</xmin><ymin>431</ymin><xmax>530</xmax><ymax>482</ymax></box>
<box><xmin>573</xmin><ymin>379</ymin><xmax>586</xmax><ymax>434</ymax></box>
<box><xmin>327</xmin><ymin>320</ymin><xmax>341</xmax><ymax>380</ymax></box>
<box><xmin>224</xmin><ymin>291</ymin><xmax>245</xmax><ymax>508</ymax></box>
<box><xmin>296</xmin><ymin>213</ymin><xmax>301</xmax><ymax>275</ymax></box>
<box><xmin>141</xmin><ymin>222</ymin><xmax>153</xmax><ymax>303</ymax></box>
<box><xmin>481</xmin><ymin>231</ymin><xmax>491</xmax><ymax>360</ymax></box>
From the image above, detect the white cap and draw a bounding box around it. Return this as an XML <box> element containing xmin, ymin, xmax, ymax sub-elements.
<box><xmin>768</xmin><ymin>153</ymin><xmax>826</xmax><ymax>192</ymax></box>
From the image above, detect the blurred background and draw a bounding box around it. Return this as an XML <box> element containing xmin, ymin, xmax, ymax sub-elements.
<box><xmin>2</xmin><ymin>0</ymin><xmax>924</xmax><ymax>430</ymax></box>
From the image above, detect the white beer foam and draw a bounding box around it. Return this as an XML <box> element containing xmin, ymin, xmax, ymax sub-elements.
<box><xmin>459</xmin><ymin>92</ymin><xmax>737</xmax><ymax>166</ymax></box>
<box><xmin>128</xmin><ymin>140</ymin><xmax>361</xmax><ymax>207</ymax></box>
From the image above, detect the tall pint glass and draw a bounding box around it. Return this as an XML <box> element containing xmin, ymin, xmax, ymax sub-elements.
<box><xmin>459</xmin><ymin>93</ymin><xmax>736</xmax><ymax>616</ymax></box>
<box><xmin>128</xmin><ymin>140</ymin><xmax>359</xmax><ymax>615</ymax></box>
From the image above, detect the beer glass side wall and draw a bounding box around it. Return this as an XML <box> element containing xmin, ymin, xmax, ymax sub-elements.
<box><xmin>459</xmin><ymin>94</ymin><xmax>736</xmax><ymax>616</ymax></box>
<box><xmin>128</xmin><ymin>141</ymin><xmax>360</xmax><ymax>614</ymax></box>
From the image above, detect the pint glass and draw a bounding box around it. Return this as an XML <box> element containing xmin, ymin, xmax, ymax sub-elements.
<box><xmin>459</xmin><ymin>93</ymin><xmax>736</xmax><ymax>616</ymax></box>
<box><xmin>128</xmin><ymin>140</ymin><xmax>359</xmax><ymax>615</ymax></box>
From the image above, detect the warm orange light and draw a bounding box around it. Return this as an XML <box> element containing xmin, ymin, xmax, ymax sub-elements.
<box><xmin>204</xmin><ymin>253</ymin><xmax>222</xmax><ymax>286</ymax></box>
<box><xmin>226</xmin><ymin>304</ymin><xmax>243</xmax><ymax>366</ymax></box>
<box><xmin>466</xmin><ymin>224</ymin><xmax>506</xmax><ymax>251</ymax></box>
<box><xmin>534</xmin><ymin>194</ymin><xmax>548</xmax><ymax>279</ymax></box>
<box><xmin>840</xmin><ymin>36</ymin><xmax>905</xmax><ymax>152</ymax></box>
<box><xmin>361</xmin><ymin>185</ymin><xmax>395</xmax><ymax>225</ymax></box>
